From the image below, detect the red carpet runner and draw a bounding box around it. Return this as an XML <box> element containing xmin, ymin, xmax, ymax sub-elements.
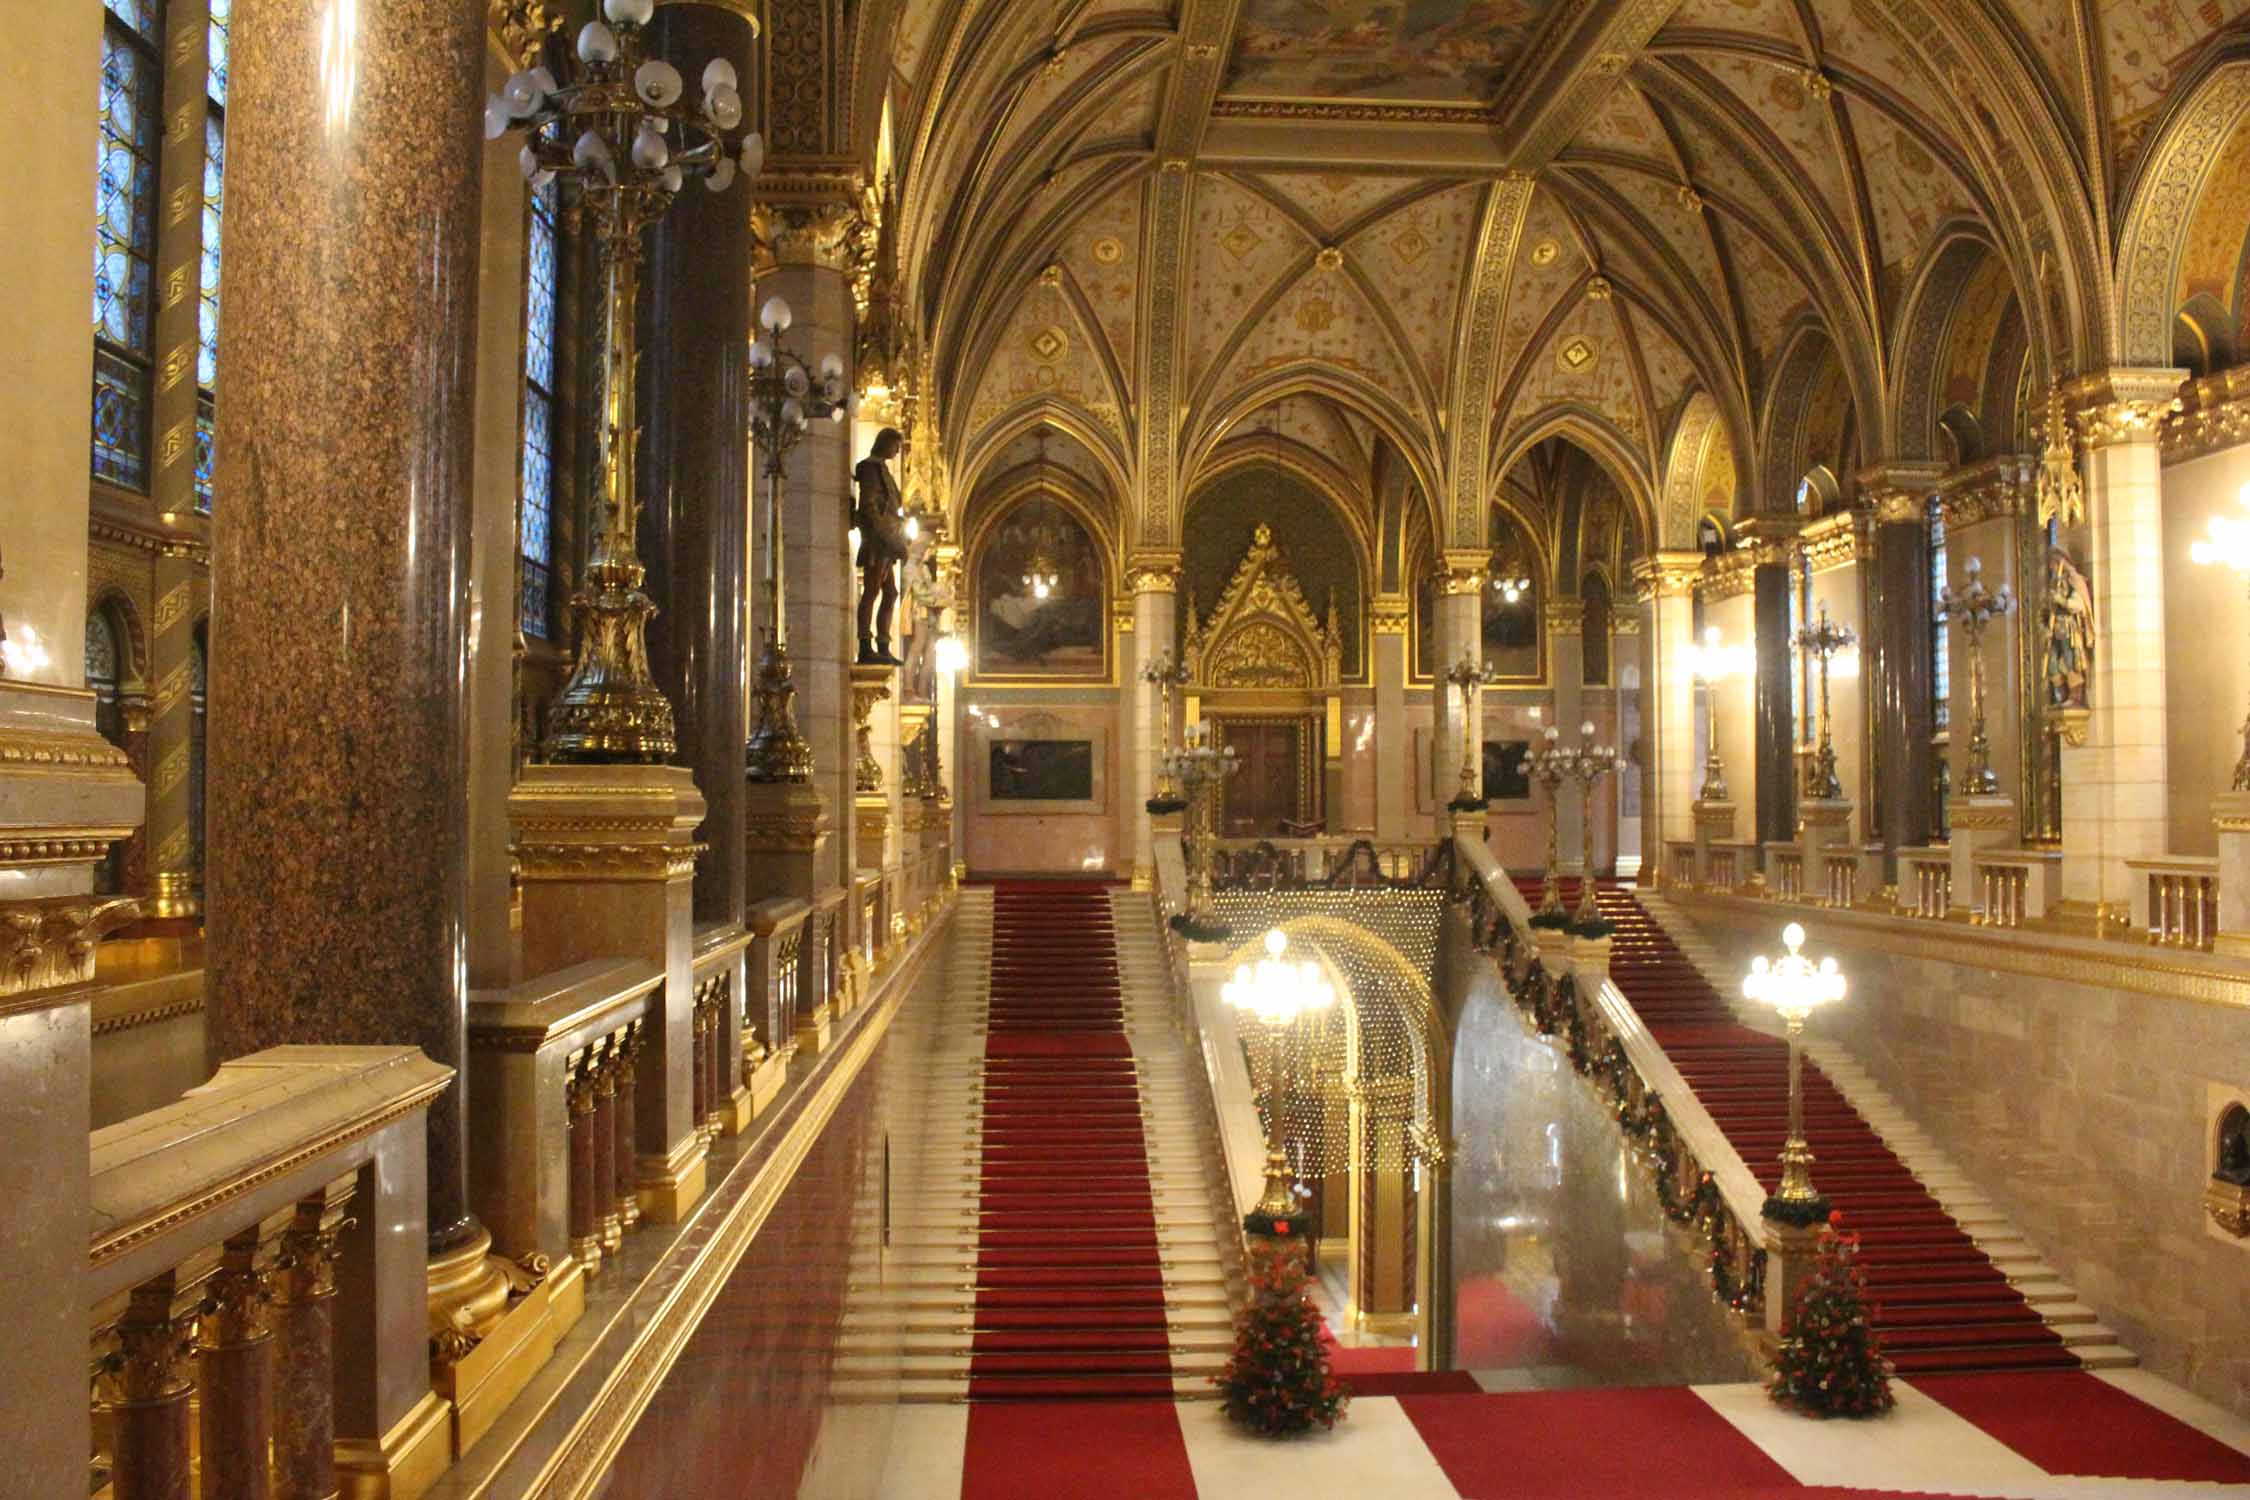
<box><xmin>968</xmin><ymin>881</ymin><xmax>1174</xmax><ymax>1400</ymax></box>
<box><xmin>1524</xmin><ymin>878</ymin><xmax>2076</xmax><ymax>1376</ymax></box>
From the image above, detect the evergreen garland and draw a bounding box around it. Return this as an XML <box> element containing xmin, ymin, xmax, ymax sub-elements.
<box><xmin>1213</xmin><ymin>1238</ymin><xmax>1351</xmax><ymax>1437</ymax></box>
<box><xmin>1768</xmin><ymin>1214</ymin><xmax>1896</xmax><ymax>1419</ymax></box>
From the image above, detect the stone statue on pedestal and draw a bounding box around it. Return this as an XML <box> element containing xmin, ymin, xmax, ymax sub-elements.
<box><xmin>854</xmin><ymin>428</ymin><xmax>909</xmax><ymax>666</ymax></box>
<box><xmin>2041</xmin><ymin>546</ymin><xmax>2095</xmax><ymax>709</ymax></box>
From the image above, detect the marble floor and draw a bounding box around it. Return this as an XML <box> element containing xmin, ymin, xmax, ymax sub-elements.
<box><xmin>876</xmin><ymin>1367</ymin><xmax>2250</xmax><ymax>1500</ymax></box>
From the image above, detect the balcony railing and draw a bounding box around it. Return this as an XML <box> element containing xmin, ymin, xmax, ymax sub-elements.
<box><xmin>2128</xmin><ymin>855</ymin><xmax>2220</xmax><ymax>950</ymax></box>
<box><xmin>89</xmin><ymin>1047</ymin><xmax>449</xmax><ymax>1500</ymax></box>
<box><xmin>1210</xmin><ymin>835</ymin><xmax>1440</xmax><ymax>889</ymax></box>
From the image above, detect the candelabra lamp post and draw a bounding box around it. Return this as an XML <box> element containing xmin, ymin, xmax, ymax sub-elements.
<box><xmin>1526</xmin><ymin>722</ymin><xmax>1581</xmax><ymax>917</ymax></box>
<box><xmin>1223</xmin><ymin>928</ymin><xmax>1337</xmax><ymax>1236</ymax></box>
<box><xmin>1794</xmin><ymin>603</ymin><xmax>1857</xmax><ymax>803</ymax></box>
<box><xmin>489</xmin><ymin>1</ymin><xmax>761</xmax><ymax>761</ymax></box>
<box><xmin>743</xmin><ymin>298</ymin><xmax>851</xmax><ymax>782</ymax></box>
<box><xmin>1445</xmin><ymin>655</ymin><xmax>1503</xmax><ymax>813</ymax></box>
<box><xmin>1939</xmin><ymin>556</ymin><xmax>2017</xmax><ymax>797</ymax></box>
<box><xmin>2193</xmin><ymin>488</ymin><xmax>2250</xmax><ymax>791</ymax></box>
<box><xmin>1742</xmin><ymin>921</ymin><xmax>1846</xmax><ymax>1223</ymax></box>
<box><xmin>1143</xmin><ymin>652</ymin><xmax>1192</xmax><ymax>814</ymax></box>
<box><xmin>1565</xmin><ymin>725</ymin><xmax>1620</xmax><ymax>925</ymax></box>
<box><xmin>1165</xmin><ymin>723</ymin><xmax>1237</xmax><ymax>942</ymax></box>
<box><xmin>1686</xmin><ymin>627</ymin><xmax>1749</xmax><ymax>803</ymax></box>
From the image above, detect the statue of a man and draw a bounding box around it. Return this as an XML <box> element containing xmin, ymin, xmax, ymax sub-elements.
<box><xmin>2040</xmin><ymin>546</ymin><xmax>2096</xmax><ymax>710</ymax></box>
<box><xmin>853</xmin><ymin>428</ymin><xmax>910</xmax><ymax>666</ymax></box>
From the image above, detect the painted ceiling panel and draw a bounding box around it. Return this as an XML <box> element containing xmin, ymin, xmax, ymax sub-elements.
<box><xmin>966</xmin><ymin>276</ymin><xmax>1128</xmax><ymax>456</ymax></box>
<box><xmin>1221</xmin><ymin>0</ymin><xmax>1562</xmax><ymax>105</ymax></box>
<box><xmin>1185</xmin><ymin>175</ymin><xmax>1323</xmax><ymax>396</ymax></box>
<box><xmin>1058</xmin><ymin>178</ymin><xmax>1147</xmax><ymax>379</ymax></box>
<box><xmin>1344</xmin><ymin>182</ymin><xmax>1484</xmax><ymax>396</ymax></box>
<box><xmin>1250</xmin><ymin>173</ymin><xmax>1430</xmax><ymax>236</ymax></box>
<box><xmin>1848</xmin><ymin>98</ymin><xmax>1977</xmax><ymax>280</ymax></box>
<box><xmin>1210</xmin><ymin>264</ymin><xmax>1421</xmax><ymax>418</ymax></box>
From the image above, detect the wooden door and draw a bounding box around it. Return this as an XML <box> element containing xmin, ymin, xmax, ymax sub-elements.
<box><xmin>1218</xmin><ymin>720</ymin><xmax>1303</xmax><ymax>836</ymax></box>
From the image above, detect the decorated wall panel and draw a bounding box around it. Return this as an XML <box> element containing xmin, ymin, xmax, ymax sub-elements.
<box><xmin>1181</xmin><ymin>465</ymin><xmax>1365</xmax><ymax>681</ymax></box>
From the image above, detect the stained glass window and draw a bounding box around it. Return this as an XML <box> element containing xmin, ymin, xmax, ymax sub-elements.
<box><xmin>199</xmin><ymin>114</ymin><xmax>224</xmax><ymax>390</ymax></box>
<box><xmin>1929</xmin><ymin>499</ymin><xmax>1949</xmax><ymax>732</ymax></box>
<box><xmin>205</xmin><ymin>0</ymin><xmax>229</xmax><ymax>107</ymax></box>
<box><xmin>519</xmin><ymin>180</ymin><xmax>560</xmax><ymax>639</ymax></box>
<box><xmin>194</xmin><ymin>396</ymin><xmax>215</xmax><ymax>512</ymax></box>
<box><xmin>93</xmin><ymin>4</ymin><xmax>162</xmax><ymax>489</ymax></box>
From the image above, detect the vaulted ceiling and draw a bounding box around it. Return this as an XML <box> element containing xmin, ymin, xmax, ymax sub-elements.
<box><xmin>831</xmin><ymin>0</ymin><xmax>2250</xmax><ymax>561</ymax></box>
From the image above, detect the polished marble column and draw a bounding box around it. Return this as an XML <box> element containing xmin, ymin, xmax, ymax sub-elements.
<box><xmin>641</xmin><ymin>2</ymin><xmax>753</xmax><ymax>932</ymax></box>
<box><xmin>205</xmin><ymin>0</ymin><xmax>485</xmax><ymax>1256</ymax></box>
<box><xmin>1130</xmin><ymin>562</ymin><xmax>1178</xmax><ymax>884</ymax></box>
<box><xmin>1867</xmin><ymin>500</ymin><xmax>1935</xmax><ymax>872</ymax></box>
<box><xmin>1434</xmin><ymin>554</ymin><xmax>1485</xmax><ymax>820</ymax></box>
<box><xmin>1753</xmin><ymin>553</ymin><xmax>1796</xmax><ymax>846</ymax></box>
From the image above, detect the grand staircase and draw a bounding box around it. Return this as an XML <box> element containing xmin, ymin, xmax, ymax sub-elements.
<box><xmin>1522</xmin><ymin>877</ymin><xmax>2125</xmax><ymax>1377</ymax></box>
<box><xmin>855</xmin><ymin>882</ymin><xmax>1234</xmax><ymax>1400</ymax></box>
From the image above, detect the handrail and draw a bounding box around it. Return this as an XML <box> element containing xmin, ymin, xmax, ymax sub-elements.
<box><xmin>1589</xmin><ymin>976</ymin><xmax>1768</xmax><ymax>1236</ymax></box>
<box><xmin>1455</xmin><ymin>832</ymin><xmax>1535</xmax><ymax>948</ymax></box>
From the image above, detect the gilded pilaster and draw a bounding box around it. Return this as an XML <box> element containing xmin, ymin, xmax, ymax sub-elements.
<box><xmin>143</xmin><ymin>542</ymin><xmax>202</xmax><ymax>917</ymax></box>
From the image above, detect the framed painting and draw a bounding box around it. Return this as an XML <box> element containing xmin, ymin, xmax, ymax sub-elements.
<box><xmin>1483</xmin><ymin>739</ymin><xmax>1531</xmax><ymax>801</ymax></box>
<box><xmin>973</xmin><ymin>495</ymin><xmax>1108</xmax><ymax>682</ymax></box>
<box><xmin>989</xmin><ymin>740</ymin><xmax>1095</xmax><ymax>802</ymax></box>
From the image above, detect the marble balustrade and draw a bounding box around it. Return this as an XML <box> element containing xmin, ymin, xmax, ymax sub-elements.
<box><xmin>87</xmin><ymin>1047</ymin><xmax>451</xmax><ymax>1500</ymax></box>
<box><xmin>466</xmin><ymin>959</ymin><xmax>663</xmax><ymax>1285</ymax></box>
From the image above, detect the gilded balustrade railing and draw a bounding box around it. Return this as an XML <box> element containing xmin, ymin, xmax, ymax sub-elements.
<box><xmin>2127</xmin><ymin>855</ymin><xmax>2220</xmax><ymax>950</ymax></box>
<box><xmin>88</xmin><ymin>1047</ymin><xmax>450</xmax><ymax>1500</ymax></box>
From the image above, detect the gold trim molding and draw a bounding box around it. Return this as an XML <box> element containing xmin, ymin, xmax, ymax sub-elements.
<box><xmin>2064</xmin><ymin>368</ymin><xmax>2186</xmax><ymax>450</ymax></box>
<box><xmin>1631</xmin><ymin>550</ymin><xmax>1703</xmax><ymax>601</ymax></box>
<box><xmin>4</xmin><ymin>895</ymin><xmax>139</xmax><ymax>1007</ymax></box>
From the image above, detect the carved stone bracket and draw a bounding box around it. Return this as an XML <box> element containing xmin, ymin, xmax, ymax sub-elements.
<box><xmin>1</xmin><ymin>894</ymin><xmax>138</xmax><ymax>1007</ymax></box>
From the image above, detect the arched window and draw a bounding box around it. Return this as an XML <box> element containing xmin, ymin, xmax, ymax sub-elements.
<box><xmin>520</xmin><ymin>179</ymin><xmax>561</xmax><ymax>639</ymax></box>
<box><xmin>1580</xmin><ymin>571</ymin><xmax>1611</xmax><ymax>686</ymax></box>
<box><xmin>92</xmin><ymin>0</ymin><xmax>165</xmax><ymax>489</ymax></box>
<box><xmin>92</xmin><ymin>0</ymin><xmax>230</xmax><ymax>502</ymax></box>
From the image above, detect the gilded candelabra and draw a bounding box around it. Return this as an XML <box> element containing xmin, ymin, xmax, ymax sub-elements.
<box><xmin>1742</xmin><ymin>922</ymin><xmax>1846</xmax><ymax>1220</ymax></box>
<box><xmin>1794</xmin><ymin>603</ymin><xmax>1857</xmax><ymax>803</ymax></box>
<box><xmin>743</xmin><ymin>299</ymin><xmax>851</xmax><ymax>782</ymax></box>
<box><xmin>1687</xmin><ymin>627</ymin><xmax>1749</xmax><ymax>803</ymax></box>
<box><xmin>2191</xmin><ymin>486</ymin><xmax>2250</xmax><ymax>791</ymax></box>
<box><xmin>489</xmin><ymin>1</ymin><xmax>757</xmax><ymax>762</ymax></box>
<box><xmin>1142</xmin><ymin>651</ymin><xmax>1192</xmax><ymax>813</ymax></box>
<box><xmin>1444</xmin><ymin>654</ymin><xmax>1502</xmax><ymax>811</ymax></box>
<box><xmin>1563</xmin><ymin>723</ymin><xmax>1620</xmax><ymax>925</ymax></box>
<box><xmin>1164</xmin><ymin>723</ymin><xmax>1237</xmax><ymax>942</ymax></box>
<box><xmin>1527</xmin><ymin>720</ymin><xmax>1604</xmax><ymax>918</ymax></box>
<box><xmin>1939</xmin><ymin>556</ymin><xmax>2016</xmax><ymax>797</ymax></box>
<box><xmin>1221</xmin><ymin>928</ymin><xmax>1336</xmax><ymax>1235</ymax></box>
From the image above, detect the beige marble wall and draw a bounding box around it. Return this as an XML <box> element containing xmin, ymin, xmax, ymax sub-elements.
<box><xmin>959</xmin><ymin>698</ymin><xmax>1122</xmax><ymax>875</ymax></box>
<box><xmin>1684</xmin><ymin>907</ymin><xmax>2250</xmax><ymax>1416</ymax></box>
<box><xmin>1808</xmin><ymin>558</ymin><xmax>1865</xmax><ymax>819</ymax></box>
<box><xmin>1704</xmin><ymin>591</ymin><xmax>1757</xmax><ymax>825</ymax></box>
<box><xmin>0</xmin><ymin>0</ymin><xmax>101</xmax><ymax>683</ymax></box>
<box><xmin>2162</xmin><ymin>442</ymin><xmax>2250</xmax><ymax>855</ymax></box>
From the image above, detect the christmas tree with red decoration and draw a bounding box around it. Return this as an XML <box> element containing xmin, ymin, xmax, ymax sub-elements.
<box><xmin>1213</xmin><ymin>1237</ymin><xmax>1350</xmax><ymax>1436</ymax></box>
<box><xmin>1769</xmin><ymin>1213</ymin><xmax>1895</xmax><ymax>1418</ymax></box>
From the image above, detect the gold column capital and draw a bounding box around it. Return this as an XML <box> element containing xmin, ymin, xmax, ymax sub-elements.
<box><xmin>1370</xmin><ymin>594</ymin><xmax>1411</xmax><ymax>635</ymax></box>
<box><xmin>1439</xmin><ymin>549</ymin><xmax>1490</xmax><ymax>595</ymax></box>
<box><xmin>1125</xmin><ymin>553</ymin><xmax>1181</xmax><ymax>594</ymax></box>
<box><xmin>2062</xmin><ymin>367</ymin><xmax>2186</xmax><ymax>449</ymax></box>
<box><xmin>753</xmin><ymin>187</ymin><xmax>862</xmax><ymax>272</ymax></box>
<box><xmin>1630</xmin><ymin>550</ymin><xmax>1703</xmax><ymax>601</ymax></box>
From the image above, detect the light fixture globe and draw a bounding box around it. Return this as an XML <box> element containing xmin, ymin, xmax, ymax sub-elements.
<box><xmin>1221</xmin><ymin>929</ymin><xmax>1338</xmax><ymax>1233</ymax></box>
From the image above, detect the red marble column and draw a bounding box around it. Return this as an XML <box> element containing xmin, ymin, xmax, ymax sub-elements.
<box><xmin>568</xmin><ymin>1058</ymin><xmax>603</xmax><ymax>1275</ymax></box>
<box><xmin>613</xmin><ymin>1021</ymin><xmax>643</xmax><ymax>1230</ymax></box>
<box><xmin>198</xmin><ymin>1229</ymin><xmax>275</xmax><ymax>1500</ymax></box>
<box><xmin>205</xmin><ymin>0</ymin><xmax>486</xmax><ymax>1251</ymax></box>
<box><xmin>593</xmin><ymin>1040</ymin><xmax>621</xmax><ymax>1255</ymax></box>
<box><xmin>271</xmin><ymin>1197</ymin><xmax>339</xmax><ymax>1500</ymax></box>
<box><xmin>111</xmin><ymin>1274</ymin><xmax>194</xmax><ymax>1500</ymax></box>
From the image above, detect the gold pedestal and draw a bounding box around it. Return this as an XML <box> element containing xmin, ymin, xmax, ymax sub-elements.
<box><xmin>637</xmin><ymin>1128</ymin><xmax>710</xmax><ymax>1225</ymax></box>
<box><xmin>431</xmin><ymin>1251</ymin><xmax>582</xmax><ymax>1459</ymax></box>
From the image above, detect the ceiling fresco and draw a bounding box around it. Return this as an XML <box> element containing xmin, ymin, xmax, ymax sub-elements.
<box><xmin>1222</xmin><ymin>0</ymin><xmax>1558</xmax><ymax>104</ymax></box>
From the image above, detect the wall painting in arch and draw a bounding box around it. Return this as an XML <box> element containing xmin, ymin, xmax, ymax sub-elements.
<box><xmin>973</xmin><ymin>495</ymin><xmax>1107</xmax><ymax>682</ymax></box>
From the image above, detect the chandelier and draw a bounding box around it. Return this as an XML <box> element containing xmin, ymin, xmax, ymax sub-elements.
<box><xmin>487</xmin><ymin>0</ymin><xmax>759</xmax><ymax>762</ymax></box>
<box><xmin>1022</xmin><ymin>549</ymin><xmax>1060</xmax><ymax>600</ymax></box>
<box><xmin>1489</xmin><ymin>549</ymin><xmax>1532</xmax><ymax>605</ymax></box>
<box><xmin>1222</xmin><ymin>928</ymin><xmax>1337</xmax><ymax>1228</ymax></box>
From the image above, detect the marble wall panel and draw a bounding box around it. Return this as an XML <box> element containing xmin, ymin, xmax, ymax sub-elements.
<box><xmin>960</xmin><ymin>699</ymin><xmax>1122</xmax><ymax>875</ymax></box>
<box><xmin>2161</xmin><ymin>443</ymin><xmax>2250</xmax><ymax>855</ymax></box>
